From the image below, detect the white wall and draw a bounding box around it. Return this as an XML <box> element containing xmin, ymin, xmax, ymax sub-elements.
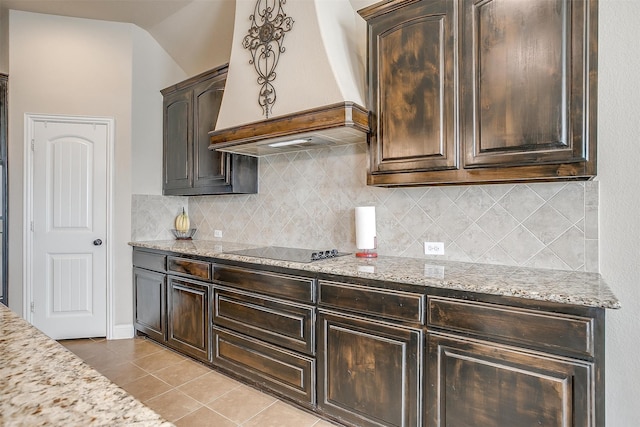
<box><xmin>598</xmin><ymin>1</ymin><xmax>640</xmax><ymax>425</ymax></box>
<box><xmin>131</xmin><ymin>27</ymin><xmax>186</xmax><ymax>195</ymax></box>
<box><xmin>7</xmin><ymin>11</ymin><xmax>184</xmax><ymax>334</ymax></box>
<box><xmin>8</xmin><ymin>10</ymin><xmax>132</xmax><ymax>327</ymax></box>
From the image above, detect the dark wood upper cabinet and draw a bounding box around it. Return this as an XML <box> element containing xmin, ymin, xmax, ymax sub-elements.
<box><xmin>359</xmin><ymin>0</ymin><xmax>597</xmax><ymax>186</ymax></box>
<box><xmin>461</xmin><ymin>0</ymin><xmax>594</xmax><ymax>169</ymax></box>
<box><xmin>162</xmin><ymin>65</ymin><xmax>258</xmax><ymax>195</ymax></box>
<box><xmin>193</xmin><ymin>76</ymin><xmax>226</xmax><ymax>189</ymax></box>
<box><xmin>163</xmin><ymin>89</ymin><xmax>192</xmax><ymax>192</ymax></box>
<box><xmin>364</xmin><ymin>0</ymin><xmax>456</xmax><ymax>174</ymax></box>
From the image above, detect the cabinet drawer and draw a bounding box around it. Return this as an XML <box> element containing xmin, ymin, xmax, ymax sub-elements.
<box><xmin>168</xmin><ymin>256</ymin><xmax>211</xmax><ymax>281</ymax></box>
<box><xmin>319</xmin><ymin>280</ymin><xmax>425</xmax><ymax>324</ymax></box>
<box><xmin>427</xmin><ymin>297</ymin><xmax>594</xmax><ymax>357</ymax></box>
<box><xmin>212</xmin><ymin>327</ymin><xmax>315</xmax><ymax>406</ymax></box>
<box><xmin>133</xmin><ymin>249</ymin><xmax>166</xmax><ymax>272</ymax></box>
<box><xmin>213</xmin><ymin>265</ymin><xmax>315</xmax><ymax>303</ymax></box>
<box><xmin>213</xmin><ymin>287</ymin><xmax>314</xmax><ymax>355</ymax></box>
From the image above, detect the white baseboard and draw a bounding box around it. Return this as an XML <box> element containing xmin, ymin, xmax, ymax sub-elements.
<box><xmin>109</xmin><ymin>324</ymin><xmax>135</xmax><ymax>340</ymax></box>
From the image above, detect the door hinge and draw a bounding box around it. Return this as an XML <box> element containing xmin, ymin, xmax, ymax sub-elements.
<box><xmin>31</xmin><ymin>140</ymin><xmax>34</xmax><ymax>151</ymax></box>
<box><xmin>30</xmin><ymin>221</ymin><xmax>34</xmax><ymax>232</ymax></box>
<box><xmin>30</xmin><ymin>302</ymin><xmax>34</xmax><ymax>313</ymax></box>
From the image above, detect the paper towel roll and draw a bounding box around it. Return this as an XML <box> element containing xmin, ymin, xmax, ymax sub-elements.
<box><xmin>355</xmin><ymin>206</ymin><xmax>376</xmax><ymax>250</ymax></box>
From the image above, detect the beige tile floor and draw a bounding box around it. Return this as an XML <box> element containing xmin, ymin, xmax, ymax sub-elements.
<box><xmin>59</xmin><ymin>337</ymin><xmax>337</xmax><ymax>427</ymax></box>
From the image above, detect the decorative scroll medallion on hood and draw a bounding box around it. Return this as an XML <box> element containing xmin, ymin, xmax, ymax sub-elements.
<box><xmin>242</xmin><ymin>0</ymin><xmax>294</xmax><ymax>119</ymax></box>
<box><xmin>209</xmin><ymin>0</ymin><xmax>370</xmax><ymax>157</ymax></box>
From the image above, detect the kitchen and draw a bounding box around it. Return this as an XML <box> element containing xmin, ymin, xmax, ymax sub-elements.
<box><xmin>1</xmin><ymin>0</ymin><xmax>638</xmax><ymax>426</ymax></box>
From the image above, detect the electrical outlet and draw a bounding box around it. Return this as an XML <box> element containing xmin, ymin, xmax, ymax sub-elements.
<box><xmin>214</xmin><ymin>230</ymin><xmax>223</xmax><ymax>238</ymax></box>
<box><xmin>424</xmin><ymin>242</ymin><xmax>445</xmax><ymax>255</ymax></box>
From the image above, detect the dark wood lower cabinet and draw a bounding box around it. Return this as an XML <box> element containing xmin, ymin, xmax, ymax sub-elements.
<box><xmin>133</xmin><ymin>267</ymin><xmax>166</xmax><ymax>343</ymax></box>
<box><xmin>132</xmin><ymin>248</ymin><xmax>605</xmax><ymax>427</ymax></box>
<box><xmin>318</xmin><ymin>310</ymin><xmax>423</xmax><ymax>427</ymax></box>
<box><xmin>426</xmin><ymin>333</ymin><xmax>593</xmax><ymax>427</ymax></box>
<box><xmin>209</xmin><ymin>266</ymin><xmax>317</xmax><ymax>407</ymax></box>
<box><xmin>167</xmin><ymin>277</ymin><xmax>210</xmax><ymax>362</ymax></box>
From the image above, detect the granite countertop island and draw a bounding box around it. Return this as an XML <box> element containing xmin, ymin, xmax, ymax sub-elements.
<box><xmin>131</xmin><ymin>240</ymin><xmax>620</xmax><ymax>310</ymax></box>
<box><xmin>0</xmin><ymin>304</ymin><xmax>173</xmax><ymax>427</ymax></box>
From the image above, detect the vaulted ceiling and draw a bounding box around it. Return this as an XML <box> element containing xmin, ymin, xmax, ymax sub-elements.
<box><xmin>1</xmin><ymin>0</ymin><xmax>236</xmax><ymax>75</ymax></box>
<box><xmin>1</xmin><ymin>0</ymin><xmax>376</xmax><ymax>76</ymax></box>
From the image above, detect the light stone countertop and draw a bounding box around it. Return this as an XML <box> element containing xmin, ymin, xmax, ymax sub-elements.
<box><xmin>0</xmin><ymin>304</ymin><xmax>174</xmax><ymax>427</ymax></box>
<box><xmin>131</xmin><ymin>240</ymin><xmax>620</xmax><ymax>309</ymax></box>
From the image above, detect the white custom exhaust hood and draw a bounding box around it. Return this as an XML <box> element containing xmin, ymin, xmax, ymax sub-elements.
<box><xmin>208</xmin><ymin>0</ymin><xmax>370</xmax><ymax>157</ymax></box>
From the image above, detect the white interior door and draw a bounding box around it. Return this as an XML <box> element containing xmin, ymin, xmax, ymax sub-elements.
<box><xmin>30</xmin><ymin>118</ymin><xmax>108</xmax><ymax>339</ymax></box>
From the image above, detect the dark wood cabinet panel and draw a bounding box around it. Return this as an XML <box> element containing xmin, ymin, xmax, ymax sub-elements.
<box><xmin>460</xmin><ymin>0</ymin><xmax>594</xmax><ymax>170</ymax></box>
<box><xmin>167</xmin><ymin>256</ymin><xmax>211</xmax><ymax>281</ymax></box>
<box><xmin>212</xmin><ymin>326</ymin><xmax>316</xmax><ymax>406</ymax></box>
<box><xmin>0</xmin><ymin>74</ymin><xmax>7</xmax><ymax>305</ymax></box>
<box><xmin>133</xmin><ymin>250</ymin><xmax>166</xmax><ymax>272</ymax></box>
<box><xmin>132</xmin><ymin>248</ymin><xmax>606</xmax><ymax>427</ymax></box>
<box><xmin>359</xmin><ymin>0</ymin><xmax>597</xmax><ymax>186</ymax></box>
<box><xmin>318</xmin><ymin>310</ymin><xmax>423</xmax><ymax>427</ymax></box>
<box><xmin>213</xmin><ymin>264</ymin><xmax>315</xmax><ymax>303</ymax></box>
<box><xmin>426</xmin><ymin>333</ymin><xmax>593</xmax><ymax>427</ymax></box>
<box><xmin>427</xmin><ymin>296</ymin><xmax>594</xmax><ymax>358</ymax></box>
<box><xmin>133</xmin><ymin>267</ymin><xmax>166</xmax><ymax>343</ymax></box>
<box><xmin>162</xmin><ymin>65</ymin><xmax>257</xmax><ymax>195</ymax></box>
<box><xmin>365</xmin><ymin>0</ymin><xmax>456</xmax><ymax>174</ymax></box>
<box><xmin>210</xmin><ymin>264</ymin><xmax>317</xmax><ymax>406</ymax></box>
<box><xmin>163</xmin><ymin>90</ymin><xmax>192</xmax><ymax>192</ymax></box>
<box><xmin>319</xmin><ymin>280</ymin><xmax>425</xmax><ymax>324</ymax></box>
<box><xmin>213</xmin><ymin>287</ymin><xmax>315</xmax><ymax>355</ymax></box>
<box><xmin>192</xmin><ymin>76</ymin><xmax>226</xmax><ymax>189</ymax></box>
<box><xmin>167</xmin><ymin>277</ymin><xmax>210</xmax><ymax>362</ymax></box>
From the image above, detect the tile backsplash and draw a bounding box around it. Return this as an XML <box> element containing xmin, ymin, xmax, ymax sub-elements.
<box><xmin>132</xmin><ymin>144</ymin><xmax>598</xmax><ymax>272</ymax></box>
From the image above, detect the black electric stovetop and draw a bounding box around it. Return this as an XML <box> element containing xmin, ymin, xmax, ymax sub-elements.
<box><xmin>225</xmin><ymin>246</ymin><xmax>349</xmax><ymax>263</ymax></box>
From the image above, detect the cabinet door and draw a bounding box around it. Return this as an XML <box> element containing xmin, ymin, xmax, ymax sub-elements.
<box><xmin>318</xmin><ymin>310</ymin><xmax>423</xmax><ymax>427</ymax></box>
<box><xmin>367</xmin><ymin>0</ymin><xmax>456</xmax><ymax>174</ymax></box>
<box><xmin>167</xmin><ymin>277</ymin><xmax>210</xmax><ymax>362</ymax></box>
<box><xmin>163</xmin><ymin>89</ymin><xmax>193</xmax><ymax>192</ymax></box>
<box><xmin>426</xmin><ymin>333</ymin><xmax>594</xmax><ymax>427</ymax></box>
<box><xmin>133</xmin><ymin>267</ymin><xmax>166</xmax><ymax>343</ymax></box>
<box><xmin>192</xmin><ymin>75</ymin><xmax>229</xmax><ymax>190</ymax></box>
<box><xmin>0</xmin><ymin>74</ymin><xmax>6</xmax><ymax>305</ymax></box>
<box><xmin>460</xmin><ymin>0</ymin><xmax>595</xmax><ymax>171</ymax></box>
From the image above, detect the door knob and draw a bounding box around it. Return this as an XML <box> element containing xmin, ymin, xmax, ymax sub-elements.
<box><xmin>93</xmin><ymin>239</ymin><xmax>103</xmax><ymax>246</ymax></box>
